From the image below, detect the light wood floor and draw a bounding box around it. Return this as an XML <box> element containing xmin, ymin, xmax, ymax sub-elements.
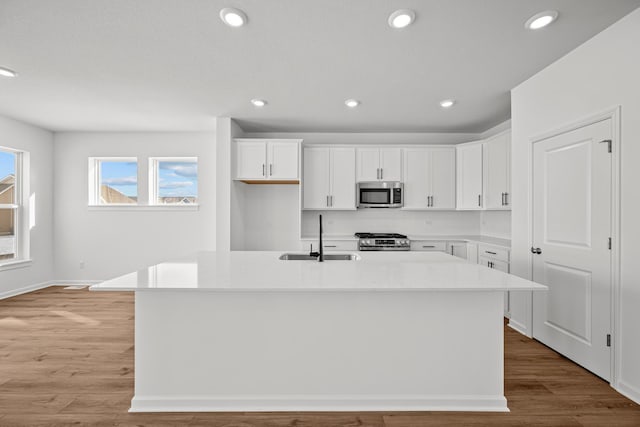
<box><xmin>1</xmin><ymin>287</ymin><xmax>639</xmax><ymax>426</ymax></box>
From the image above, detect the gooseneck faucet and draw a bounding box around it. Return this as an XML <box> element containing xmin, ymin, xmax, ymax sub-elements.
<box><xmin>318</xmin><ymin>214</ymin><xmax>324</xmax><ymax>262</ymax></box>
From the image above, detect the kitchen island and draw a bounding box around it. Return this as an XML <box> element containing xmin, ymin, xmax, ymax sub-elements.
<box><xmin>91</xmin><ymin>251</ymin><xmax>546</xmax><ymax>413</ymax></box>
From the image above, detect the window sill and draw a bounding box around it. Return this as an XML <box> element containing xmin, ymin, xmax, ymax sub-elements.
<box><xmin>0</xmin><ymin>259</ymin><xmax>33</xmax><ymax>272</ymax></box>
<box><xmin>88</xmin><ymin>204</ymin><xmax>200</xmax><ymax>212</ymax></box>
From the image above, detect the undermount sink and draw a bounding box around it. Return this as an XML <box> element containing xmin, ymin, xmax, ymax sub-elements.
<box><xmin>279</xmin><ymin>253</ymin><xmax>361</xmax><ymax>261</ymax></box>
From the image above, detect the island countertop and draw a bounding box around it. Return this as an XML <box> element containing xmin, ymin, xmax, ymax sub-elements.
<box><xmin>90</xmin><ymin>251</ymin><xmax>547</xmax><ymax>292</ymax></box>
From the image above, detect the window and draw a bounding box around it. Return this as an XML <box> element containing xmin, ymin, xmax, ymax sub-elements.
<box><xmin>89</xmin><ymin>158</ymin><xmax>138</xmax><ymax>205</ymax></box>
<box><xmin>149</xmin><ymin>158</ymin><xmax>198</xmax><ymax>205</ymax></box>
<box><xmin>0</xmin><ymin>147</ymin><xmax>26</xmax><ymax>264</ymax></box>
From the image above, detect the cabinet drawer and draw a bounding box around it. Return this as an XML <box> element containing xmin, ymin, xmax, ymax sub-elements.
<box><xmin>478</xmin><ymin>245</ymin><xmax>510</xmax><ymax>262</ymax></box>
<box><xmin>479</xmin><ymin>256</ymin><xmax>509</xmax><ymax>273</ymax></box>
<box><xmin>322</xmin><ymin>240</ymin><xmax>358</xmax><ymax>251</ymax></box>
<box><xmin>411</xmin><ymin>241</ymin><xmax>447</xmax><ymax>252</ymax></box>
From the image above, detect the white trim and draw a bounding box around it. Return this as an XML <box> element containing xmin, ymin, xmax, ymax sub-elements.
<box><xmin>0</xmin><ymin>258</ymin><xmax>32</xmax><ymax>271</ymax></box>
<box><xmin>88</xmin><ymin>204</ymin><xmax>199</xmax><ymax>212</ymax></box>
<box><xmin>528</xmin><ymin>105</ymin><xmax>622</xmax><ymax>386</ymax></box>
<box><xmin>129</xmin><ymin>394</ymin><xmax>509</xmax><ymax>413</ymax></box>
<box><xmin>616</xmin><ymin>381</ymin><xmax>640</xmax><ymax>405</ymax></box>
<box><xmin>0</xmin><ymin>279</ymin><xmax>51</xmax><ymax>300</ymax></box>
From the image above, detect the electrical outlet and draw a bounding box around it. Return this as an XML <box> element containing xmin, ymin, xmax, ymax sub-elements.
<box><xmin>424</xmin><ymin>220</ymin><xmax>432</xmax><ymax>225</ymax></box>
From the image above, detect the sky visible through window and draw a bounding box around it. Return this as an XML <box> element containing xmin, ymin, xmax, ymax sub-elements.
<box><xmin>0</xmin><ymin>150</ymin><xmax>16</xmax><ymax>182</ymax></box>
<box><xmin>158</xmin><ymin>161</ymin><xmax>198</xmax><ymax>198</ymax></box>
<box><xmin>100</xmin><ymin>161</ymin><xmax>138</xmax><ymax>197</ymax></box>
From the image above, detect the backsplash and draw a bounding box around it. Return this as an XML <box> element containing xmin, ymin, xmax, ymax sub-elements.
<box><xmin>302</xmin><ymin>209</ymin><xmax>482</xmax><ymax>238</ymax></box>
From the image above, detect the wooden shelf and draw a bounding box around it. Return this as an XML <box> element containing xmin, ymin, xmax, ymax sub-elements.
<box><xmin>239</xmin><ymin>179</ymin><xmax>300</xmax><ymax>185</ymax></box>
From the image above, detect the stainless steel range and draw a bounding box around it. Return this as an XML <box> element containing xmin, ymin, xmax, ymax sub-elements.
<box><xmin>355</xmin><ymin>232</ymin><xmax>411</xmax><ymax>251</ymax></box>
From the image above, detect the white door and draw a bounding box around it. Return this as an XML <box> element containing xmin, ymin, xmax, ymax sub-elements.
<box><xmin>379</xmin><ymin>148</ymin><xmax>402</xmax><ymax>181</ymax></box>
<box><xmin>532</xmin><ymin>119</ymin><xmax>612</xmax><ymax>380</ymax></box>
<box><xmin>403</xmin><ymin>148</ymin><xmax>430</xmax><ymax>209</ymax></box>
<box><xmin>485</xmin><ymin>133</ymin><xmax>510</xmax><ymax>209</ymax></box>
<box><xmin>330</xmin><ymin>148</ymin><xmax>356</xmax><ymax>209</ymax></box>
<box><xmin>430</xmin><ymin>148</ymin><xmax>456</xmax><ymax>209</ymax></box>
<box><xmin>303</xmin><ymin>147</ymin><xmax>330</xmax><ymax>209</ymax></box>
<box><xmin>356</xmin><ymin>148</ymin><xmax>379</xmax><ymax>181</ymax></box>
<box><xmin>236</xmin><ymin>141</ymin><xmax>266</xmax><ymax>179</ymax></box>
<box><xmin>268</xmin><ymin>141</ymin><xmax>298</xmax><ymax>179</ymax></box>
<box><xmin>456</xmin><ymin>143</ymin><xmax>484</xmax><ymax>209</ymax></box>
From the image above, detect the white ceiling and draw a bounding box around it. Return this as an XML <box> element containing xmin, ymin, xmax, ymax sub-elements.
<box><xmin>0</xmin><ymin>0</ymin><xmax>639</xmax><ymax>133</ymax></box>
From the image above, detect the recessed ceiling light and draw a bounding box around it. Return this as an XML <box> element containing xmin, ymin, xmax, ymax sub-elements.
<box><xmin>440</xmin><ymin>99</ymin><xmax>456</xmax><ymax>108</ymax></box>
<box><xmin>0</xmin><ymin>67</ymin><xmax>17</xmax><ymax>78</ymax></box>
<box><xmin>220</xmin><ymin>7</ymin><xmax>247</xmax><ymax>27</ymax></box>
<box><xmin>388</xmin><ymin>9</ymin><xmax>415</xmax><ymax>29</ymax></box>
<box><xmin>251</xmin><ymin>99</ymin><xmax>266</xmax><ymax>107</ymax></box>
<box><xmin>525</xmin><ymin>10</ymin><xmax>558</xmax><ymax>30</ymax></box>
<box><xmin>345</xmin><ymin>99</ymin><xmax>360</xmax><ymax>108</ymax></box>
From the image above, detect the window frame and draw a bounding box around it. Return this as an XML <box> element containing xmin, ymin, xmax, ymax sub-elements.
<box><xmin>88</xmin><ymin>157</ymin><xmax>139</xmax><ymax>206</ymax></box>
<box><xmin>0</xmin><ymin>146</ymin><xmax>30</xmax><ymax>269</ymax></box>
<box><xmin>148</xmin><ymin>157</ymin><xmax>199</xmax><ymax>207</ymax></box>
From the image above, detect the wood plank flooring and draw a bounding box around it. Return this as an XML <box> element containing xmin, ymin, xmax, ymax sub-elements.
<box><xmin>1</xmin><ymin>287</ymin><xmax>639</xmax><ymax>426</ymax></box>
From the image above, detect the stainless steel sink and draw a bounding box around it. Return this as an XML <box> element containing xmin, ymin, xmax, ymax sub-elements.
<box><xmin>279</xmin><ymin>253</ymin><xmax>361</xmax><ymax>261</ymax></box>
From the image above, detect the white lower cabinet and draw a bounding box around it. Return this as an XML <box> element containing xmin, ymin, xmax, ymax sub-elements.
<box><xmin>410</xmin><ymin>241</ymin><xmax>447</xmax><ymax>252</ymax></box>
<box><xmin>477</xmin><ymin>244</ymin><xmax>511</xmax><ymax>317</ymax></box>
<box><xmin>300</xmin><ymin>240</ymin><xmax>358</xmax><ymax>252</ymax></box>
<box><xmin>446</xmin><ymin>241</ymin><xmax>468</xmax><ymax>260</ymax></box>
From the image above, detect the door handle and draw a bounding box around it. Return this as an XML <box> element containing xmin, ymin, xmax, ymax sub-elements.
<box><xmin>530</xmin><ymin>247</ymin><xmax>542</xmax><ymax>255</ymax></box>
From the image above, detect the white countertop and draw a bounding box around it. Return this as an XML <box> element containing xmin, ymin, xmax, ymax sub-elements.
<box><xmin>300</xmin><ymin>234</ymin><xmax>511</xmax><ymax>248</ymax></box>
<box><xmin>90</xmin><ymin>251</ymin><xmax>545</xmax><ymax>292</ymax></box>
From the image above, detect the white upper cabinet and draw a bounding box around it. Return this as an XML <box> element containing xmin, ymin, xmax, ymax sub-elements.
<box><xmin>484</xmin><ymin>131</ymin><xmax>511</xmax><ymax>209</ymax></box>
<box><xmin>356</xmin><ymin>147</ymin><xmax>402</xmax><ymax>182</ymax></box>
<box><xmin>456</xmin><ymin>142</ymin><xmax>484</xmax><ymax>210</ymax></box>
<box><xmin>235</xmin><ymin>139</ymin><xmax>300</xmax><ymax>181</ymax></box>
<box><xmin>403</xmin><ymin>147</ymin><xmax>455</xmax><ymax>209</ymax></box>
<box><xmin>303</xmin><ymin>146</ymin><xmax>356</xmax><ymax>210</ymax></box>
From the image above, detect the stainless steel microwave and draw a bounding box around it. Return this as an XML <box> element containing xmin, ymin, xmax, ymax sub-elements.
<box><xmin>357</xmin><ymin>182</ymin><xmax>403</xmax><ymax>208</ymax></box>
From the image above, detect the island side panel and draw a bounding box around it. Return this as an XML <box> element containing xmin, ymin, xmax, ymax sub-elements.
<box><xmin>132</xmin><ymin>290</ymin><xmax>506</xmax><ymax>412</ymax></box>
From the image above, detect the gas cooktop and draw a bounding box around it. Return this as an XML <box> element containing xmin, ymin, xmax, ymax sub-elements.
<box><xmin>355</xmin><ymin>233</ymin><xmax>410</xmax><ymax>251</ymax></box>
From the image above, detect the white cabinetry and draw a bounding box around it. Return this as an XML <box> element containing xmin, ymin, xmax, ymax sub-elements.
<box><xmin>410</xmin><ymin>241</ymin><xmax>447</xmax><ymax>252</ymax></box>
<box><xmin>456</xmin><ymin>142</ymin><xmax>484</xmax><ymax>209</ymax></box>
<box><xmin>303</xmin><ymin>147</ymin><xmax>356</xmax><ymax>209</ymax></box>
<box><xmin>356</xmin><ymin>147</ymin><xmax>402</xmax><ymax>182</ymax></box>
<box><xmin>477</xmin><ymin>243</ymin><xmax>511</xmax><ymax>317</ymax></box>
<box><xmin>235</xmin><ymin>139</ymin><xmax>300</xmax><ymax>181</ymax></box>
<box><xmin>403</xmin><ymin>147</ymin><xmax>455</xmax><ymax>209</ymax></box>
<box><xmin>446</xmin><ymin>241</ymin><xmax>468</xmax><ymax>260</ymax></box>
<box><xmin>484</xmin><ymin>131</ymin><xmax>511</xmax><ymax>209</ymax></box>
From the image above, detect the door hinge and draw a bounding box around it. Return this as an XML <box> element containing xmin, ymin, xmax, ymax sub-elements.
<box><xmin>607</xmin><ymin>334</ymin><xmax>611</xmax><ymax>347</ymax></box>
<box><xmin>608</xmin><ymin>237</ymin><xmax>612</xmax><ymax>250</ymax></box>
<box><xmin>600</xmin><ymin>139</ymin><xmax>612</xmax><ymax>153</ymax></box>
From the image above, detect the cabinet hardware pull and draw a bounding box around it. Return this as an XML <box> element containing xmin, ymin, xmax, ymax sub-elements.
<box><xmin>501</xmin><ymin>193</ymin><xmax>505</xmax><ymax>206</ymax></box>
<box><xmin>504</xmin><ymin>192</ymin><xmax>508</xmax><ymax>206</ymax></box>
<box><xmin>450</xmin><ymin>246</ymin><xmax>454</xmax><ymax>255</ymax></box>
<box><xmin>270</xmin><ymin>163</ymin><xmax>273</xmax><ymax>176</ymax></box>
<box><xmin>478</xmin><ymin>194</ymin><xmax>482</xmax><ymax>207</ymax></box>
<box><xmin>490</xmin><ymin>261</ymin><xmax>494</xmax><ymax>268</ymax></box>
<box><xmin>324</xmin><ymin>245</ymin><xmax>337</xmax><ymax>248</ymax></box>
<box><xmin>485</xmin><ymin>251</ymin><xmax>497</xmax><ymax>255</ymax></box>
<box><xmin>326</xmin><ymin>195</ymin><xmax>329</xmax><ymax>207</ymax></box>
<box><xmin>376</xmin><ymin>168</ymin><xmax>380</xmax><ymax>179</ymax></box>
<box><xmin>380</xmin><ymin>168</ymin><xmax>383</xmax><ymax>179</ymax></box>
<box><xmin>330</xmin><ymin>195</ymin><xmax>333</xmax><ymax>207</ymax></box>
<box><xmin>262</xmin><ymin>164</ymin><xmax>265</xmax><ymax>177</ymax></box>
<box><xmin>423</xmin><ymin>245</ymin><xmax>436</xmax><ymax>248</ymax></box>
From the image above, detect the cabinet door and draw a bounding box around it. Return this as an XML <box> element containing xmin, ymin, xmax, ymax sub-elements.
<box><xmin>479</xmin><ymin>256</ymin><xmax>509</xmax><ymax>272</ymax></box>
<box><xmin>356</xmin><ymin>148</ymin><xmax>380</xmax><ymax>181</ymax></box>
<box><xmin>446</xmin><ymin>242</ymin><xmax>468</xmax><ymax>260</ymax></box>
<box><xmin>456</xmin><ymin>143</ymin><xmax>484</xmax><ymax>209</ymax></box>
<box><xmin>379</xmin><ymin>148</ymin><xmax>402</xmax><ymax>181</ymax></box>
<box><xmin>303</xmin><ymin>147</ymin><xmax>330</xmax><ymax>209</ymax></box>
<box><xmin>236</xmin><ymin>141</ymin><xmax>267</xmax><ymax>179</ymax></box>
<box><xmin>403</xmin><ymin>148</ymin><xmax>430</xmax><ymax>209</ymax></box>
<box><xmin>485</xmin><ymin>133</ymin><xmax>510</xmax><ymax>209</ymax></box>
<box><xmin>268</xmin><ymin>141</ymin><xmax>299</xmax><ymax>179</ymax></box>
<box><xmin>330</xmin><ymin>148</ymin><xmax>356</xmax><ymax>209</ymax></box>
<box><xmin>430</xmin><ymin>148</ymin><xmax>456</xmax><ymax>209</ymax></box>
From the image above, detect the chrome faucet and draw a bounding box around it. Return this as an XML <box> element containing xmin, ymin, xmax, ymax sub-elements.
<box><xmin>308</xmin><ymin>214</ymin><xmax>324</xmax><ymax>262</ymax></box>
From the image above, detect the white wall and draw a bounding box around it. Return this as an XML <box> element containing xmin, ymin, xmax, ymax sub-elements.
<box><xmin>480</xmin><ymin>211</ymin><xmax>511</xmax><ymax>240</ymax></box>
<box><xmin>0</xmin><ymin>115</ymin><xmax>54</xmax><ymax>298</ymax></box>
<box><xmin>510</xmin><ymin>8</ymin><xmax>640</xmax><ymax>403</ymax></box>
<box><xmin>53</xmin><ymin>132</ymin><xmax>216</xmax><ymax>281</ymax></box>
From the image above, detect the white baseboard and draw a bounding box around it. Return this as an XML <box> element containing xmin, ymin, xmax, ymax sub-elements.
<box><xmin>616</xmin><ymin>381</ymin><xmax>640</xmax><ymax>405</ymax></box>
<box><xmin>0</xmin><ymin>281</ymin><xmax>55</xmax><ymax>300</ymax></box>
<box><xmin>508</xmin><ymin>319</ymin><xmax>531</xmax><ymax>337</ymax></box>
<box><xmin>0</xmin><ymin>279</ymin><xmax>103</xmax><ymax>300</ymax></box>
<box><xmin>130</xmin><ymin>395</ymin><xmax>509</xmax><ymax>413</ymax></box>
